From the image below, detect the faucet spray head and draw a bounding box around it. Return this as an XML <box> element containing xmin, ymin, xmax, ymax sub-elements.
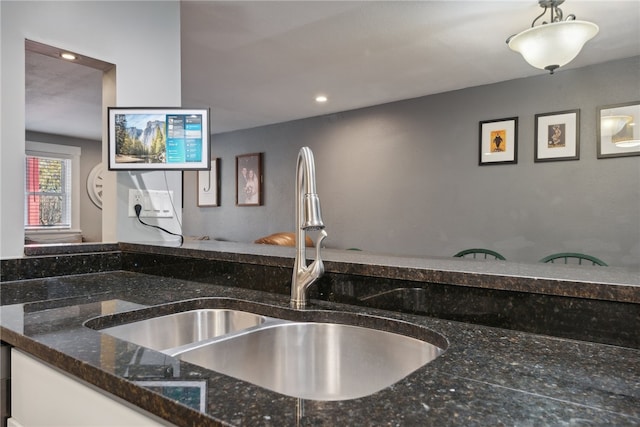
<box><xmin>302</xmin><ymin>193</ymin><xmax>325</xmax><ymax>231</ymax></box>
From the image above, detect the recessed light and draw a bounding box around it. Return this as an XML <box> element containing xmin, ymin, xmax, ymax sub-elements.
<box><xmin>60</xmin><ymin>52</ymin><xmax>77</xmax><ymax>61</ymax></box>
<box><xmin>315</xmin><ymin>95</ymin><xmax>328</xmax><ymax>103</ymax></box>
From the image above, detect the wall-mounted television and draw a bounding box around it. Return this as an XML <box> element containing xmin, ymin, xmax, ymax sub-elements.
<box><xmin>108</xmin><ymin>107</ymin><xmax>210</xmax><ymax>171</ymax></box>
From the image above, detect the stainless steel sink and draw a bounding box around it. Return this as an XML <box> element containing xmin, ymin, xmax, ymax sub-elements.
<box><xmin>99</xmin><ymin>309</ymin><xmax>266</xmax><ymax>352</ymax></box>
<box><xmin>92</xmin><ymin>301</ymin><xmax>446</xmax><ymax>401</ymax></box>
<box><xmin>177</xmin><ymin>321</ymin><xmax>444</xmax><ymax>401</ymax></box>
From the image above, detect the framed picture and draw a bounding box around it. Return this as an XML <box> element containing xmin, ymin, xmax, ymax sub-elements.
<box><xmin>236</xmin><ymin>153</ymin><xmax>263</xmax><ymax>206</ymax></box>
<box><xmin>534</xmin><ymin>109</ymin><xmax>580</xmax><ymax>162</ymax></box>
<box><xmin>197</xmin><ymin>158</ymin><xmax>220</xmax><ymax>207</ymax></box>
<box><xmin>107</xmin><ymin>107</ymin><xmax>210</xmax><ymax>171</ymax></box>
<box><xmin>479</xmin><ymin>117</ymin><xmax>518</xmax><ymax>165</ymax></box>
<box><xmin>597</xmin><ymin>101</ymin><xmax>640</xmax><ymax>159</ymax></box>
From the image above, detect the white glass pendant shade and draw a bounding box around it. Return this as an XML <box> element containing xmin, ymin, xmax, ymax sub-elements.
<box><xmin>508</xmin><ymin>20</ymin><xmax>599</xmax><ymax>71</ymax></box>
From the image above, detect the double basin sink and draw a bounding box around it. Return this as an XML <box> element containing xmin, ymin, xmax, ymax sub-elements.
<box><xmin>88</xmin><ymin>300</ymin><xmax>447</xmax><ymax>401</ymax></box>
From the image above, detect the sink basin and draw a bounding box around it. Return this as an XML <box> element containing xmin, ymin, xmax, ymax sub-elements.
<box><xmin>90</xmin><ymin>300</ymin><xmax>447</xmax><ymax>401</ymax></box>
<box><xmin>99</xmin><ymin>309</ymin><xmax>266</xmax><ymax>352</ymax></box>
<box><xmin>177</xmin><ymin>321</ymin><xmax>444</xmax><ymax>401</ymax></box>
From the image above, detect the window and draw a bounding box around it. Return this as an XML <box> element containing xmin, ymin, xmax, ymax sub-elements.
<box><xmin>25</xmin><ymin>155</ymin><xmax>72</xmax><ymax>227</ymax></box>
<box><xmin>24</xmin><ymin>142</ymin><xmax>81</xmax><ymax>231</ymax></box>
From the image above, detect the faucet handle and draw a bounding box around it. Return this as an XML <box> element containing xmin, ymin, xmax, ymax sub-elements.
<box><xmin>315</xmin><ymin>230</ymin><xmax>328</xmax><ymax>259</ymax></box>
<box><xmin>309</xmin><ymin>229</ymin><xmax>327</xmax><ymax>279</ymax></box>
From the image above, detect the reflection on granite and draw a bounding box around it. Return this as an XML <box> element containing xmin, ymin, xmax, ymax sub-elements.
<box><xmin>2</xmin><ymin>272</ymin><xmax>639</xmax><ymax>426</ymax></box>
<box><xmin>322</xmin><ymin>277</ymin><xmax>640</xmax><ymax>349</ymax></box>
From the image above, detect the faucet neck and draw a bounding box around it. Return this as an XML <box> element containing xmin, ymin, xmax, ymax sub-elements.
<box><xmin>291</xmin><ymin>147</ymin><xmax>326</xmax><ymax>309</ymax></box>
<box><xmin>297</xmin><ymin>147</ymin><xmax>318</xmax><ymax>195</ymax></box>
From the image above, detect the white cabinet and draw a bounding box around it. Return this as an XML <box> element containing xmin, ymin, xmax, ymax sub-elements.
<box><xmin>10</xmin><ymin>349</ymin><xmax>172</xmax><ymax>426</ymax></box>
<box><xmin>1</xmin><ymin>344</ymin><xmax>10</xmax><ymax>426</ymax></box>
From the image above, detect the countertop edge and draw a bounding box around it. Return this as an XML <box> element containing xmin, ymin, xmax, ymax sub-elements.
<box><xmin>0</xmin><ymin>326</ymin><xmax>222</xmax><ymax>427</ymax></box>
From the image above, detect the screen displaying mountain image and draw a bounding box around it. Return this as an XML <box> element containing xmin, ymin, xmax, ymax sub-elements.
<box><xmin>113</xmin><ymin>113</ymin><xmax>204</xmax><ymax>164</ymax></box>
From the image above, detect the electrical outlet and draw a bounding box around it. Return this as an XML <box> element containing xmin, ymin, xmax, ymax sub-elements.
<box><xmin>128</xmin><ymin>189</ymin><xmax>173</xmax><ymax>218</ymax></box>
<box><xmin>128</xmin><ymin>190</ymin><xmax>144</xmax><ymax>217</ymax></box>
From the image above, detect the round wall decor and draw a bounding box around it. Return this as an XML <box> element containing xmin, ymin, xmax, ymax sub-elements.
<box><xmin>87</xmin><ymin>163</ymin><xmax>104</xmax><ymax>209</ymax></box>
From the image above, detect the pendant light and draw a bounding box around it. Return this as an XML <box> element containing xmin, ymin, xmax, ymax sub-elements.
<box><xmin>507</xmin><ymin>0</ymin><xmax>599</xmax><ymax>74</ymax></box>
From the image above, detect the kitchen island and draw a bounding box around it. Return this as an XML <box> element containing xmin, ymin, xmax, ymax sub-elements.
<box><xmin>1</xmin><ymin>242</ymin><xmax>639</xmax><ymax>426</ymax></box>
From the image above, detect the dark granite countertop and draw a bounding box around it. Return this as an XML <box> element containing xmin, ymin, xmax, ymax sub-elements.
<box><xmin>18</xmin><ymin>240</ymin><xmax>640</xmax><ymax>304</ymax></box>
<box><xmin>2</xmin><ymin>267</ymin><xmax>639</xmax><ymax>426</ymax></box>
<box><xmin>118</xmin><ymin>241</ymin><xmax>640</xmax><ymax>304</ymax></box>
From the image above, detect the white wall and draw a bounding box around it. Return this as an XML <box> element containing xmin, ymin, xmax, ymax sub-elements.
<box><xmin>1</xmin><ymin>1</ymin><xmax>183</xmax><ymax>259</ymax></box>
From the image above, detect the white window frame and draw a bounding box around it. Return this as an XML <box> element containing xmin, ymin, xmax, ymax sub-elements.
<box><xmin>25</xmin><ymin>141</ymin><xmax>81</xmax><ymax>235</ymax></box>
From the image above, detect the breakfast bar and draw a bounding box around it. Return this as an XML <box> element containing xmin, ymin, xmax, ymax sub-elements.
<box><xmin>1</xmin><ymin>242</ymin><xmax>638</xmax><ymax>426</ymax></box>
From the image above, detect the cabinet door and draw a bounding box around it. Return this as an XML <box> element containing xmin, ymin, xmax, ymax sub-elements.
<box><xmin>10</xmin><ymin>349</ymin><xmax>169</xmax><ymax>426</ymax></box>
<box><xmin>1</xmin><ymin>344</ymin><xmax>9</xmax><ymax>426</ymax></box>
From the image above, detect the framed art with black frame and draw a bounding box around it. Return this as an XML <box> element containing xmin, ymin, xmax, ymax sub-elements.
<box><xmin>236</xmin><ymin>153</ymin><xmax>263</xmax><ymax>206</ymax></box>
<box><xmin>534</xmin><ymin>109</ymin><xmax>580</xmax><ymax>162</ymax></box>
<box><xmin>479</xmin><ymin>117</ymin><xmax>518</xmax><ymax>165</ymax></box>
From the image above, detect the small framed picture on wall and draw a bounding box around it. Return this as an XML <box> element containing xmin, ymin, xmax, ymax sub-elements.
<box><xmin>479</xmin><ymin>117</ymin><xmax>518</xmax><ymax>165</ymax></box>
<box><xmin>236</xmin><ymin>153</ymin><xmax>263</xmax><ymax>206</ymax></box>
<box><xmin>534</xmin><ymin>109</ymin><xmax>580</xmax><ymax>162</ymax></box>
<box><xmin>597</xmin><ymin>101</ymin><xmax>640</xmax><ymax>159</ymax></box>
<box><xmin>197</xmin><ymin>158</ymin><xmax>220</xmax><ymax>207</ymax></box>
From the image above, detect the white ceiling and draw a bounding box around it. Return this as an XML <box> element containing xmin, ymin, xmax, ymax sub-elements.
<box><xmin>25</xmin><ymin>0</ymin><xmax>640</xmax><ymax>141</ymax></box>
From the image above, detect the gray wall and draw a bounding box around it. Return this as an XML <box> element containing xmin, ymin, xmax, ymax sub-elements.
<box><xmin>183</xmin><ymin>57</ymin><xmax>640</xmax><ymax>270</ymax></box>
<box><xmin>26</xmin><ymin>131</ymin><xmax>102</xmax><ymax>242</ymax></box>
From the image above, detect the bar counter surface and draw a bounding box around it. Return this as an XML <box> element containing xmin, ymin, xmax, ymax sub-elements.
<box><xmin>1</xmin><ymin>241</ymin><xmax>638</xmax><ymax>426</ymax></box>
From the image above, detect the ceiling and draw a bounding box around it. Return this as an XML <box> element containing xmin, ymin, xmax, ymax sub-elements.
<box><xmin>25</xmin><ymin>1</ymin><xmax>640</xmax><ymax>141</ymax></box>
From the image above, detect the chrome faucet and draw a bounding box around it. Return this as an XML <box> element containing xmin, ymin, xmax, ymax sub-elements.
<box><xmin>291</xmin><ymin>147</ymin><xmax>328</xmax><ymax>309</ymax></box>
